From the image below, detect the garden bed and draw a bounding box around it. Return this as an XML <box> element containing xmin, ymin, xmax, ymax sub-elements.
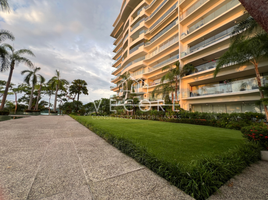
<box><xmin>71</xmin><ymin>115</ymin><xmax>261</xmax><ymax>200</ymax></box>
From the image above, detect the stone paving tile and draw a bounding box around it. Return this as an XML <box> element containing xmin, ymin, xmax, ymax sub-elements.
<box><xmin>41</xmin><ymin>186</ymin><xmax>92</xmax><ymax>200</ymax></box>
<box><xmin>0</xmin><ymin>147</ymin><xmax>46</xmax><ymax>200</ymax></box>
<box><xmin>90</xmin><ymin>168</ymin><xmax>193</xmax><ymax>200</ymax></box>
<box><xmin>27</xmin><ymin>139</ymin><xmax>87</xmax><ymax>200</ymax></box>
<box><xmin>209</xmin><ymin>161</ymin><xmax>268</xmax><ymax>200</ymax></box>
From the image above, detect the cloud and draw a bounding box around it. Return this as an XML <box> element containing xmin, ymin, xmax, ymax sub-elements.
<box><xmin>0</xmin><ymin>0</ymin><xmax>121</xmax><ymax>103</ymax></box>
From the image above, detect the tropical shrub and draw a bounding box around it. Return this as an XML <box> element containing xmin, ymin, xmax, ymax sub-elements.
<box><xmin>241</xmin><ymin>124</ymin><xmax>268</xmax><ymax>150</ymax></box>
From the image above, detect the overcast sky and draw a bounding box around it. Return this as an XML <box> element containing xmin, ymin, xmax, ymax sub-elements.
<box><xmin>0</xmin><ymin>0</ymin><xmax>122</xmax><ymax>103</ymax></box>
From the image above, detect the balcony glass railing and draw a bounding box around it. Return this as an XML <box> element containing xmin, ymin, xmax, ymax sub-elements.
<box><xmin>131</xmin><ymin>29</ymin><xmax>147</xmax><ymax>43</ymax></box>
<box><xmin>180</xmin><ymin>0</ymin><xmax>207</xmax><ymax>21</ymax></box>
<box><xmin>133</xmin><ymin>7</ymin><xmax>145</xmax><ymax>21</ymax></box>
<box><xmin>121</xmin><ymin>56</ymin><xmax>145</xmax><ymax>73</ymax></box>
<box><xmin>190</xmin><ymin>76</ymin><xmax>262</xmax><ymax>97</ymax></box>
<box><xmin>148</xmin><ymin>54</ymin><xmax>179</xmax><ymax>72</ymax></box>
<box><xmin>187</xmin><ymin>0</ymin><xmax>239</xmax><ymax>35</ymax></box>
<box><xmin>116</xmin><ymin>47</ymin><xmax>122</xmax><ymax>54</ymax></box>
<box><xmin>146</xmin><ymin>0</ymin><xmax>168</xmax><ymax>21</ymax></box>
<box><xmin>149</xmin><ymin>2</ymin><xmax>178</xmax><ymax>32</ymax></box>
<box><xmin>123</xmin><ymin>33</ymin><xmax>128</xmax><ymax>43</ymax></box>
<box><xmin>145</xmin><ymin>0</ymin><xmax>156</xmax><ymax>9</ymax></box>
<box><xmin>129</xmin><ymin>42</ymin><xmax>144</xmax><ymax>54</ymax></box>
<box><xmin>145</xmin><ymin>18</ymin><xmax>178</xmax><ymax>46</ymax></box>
<box><xmin>132</xmin><ymin>68</ymin><xmax>146</xmax><ymax>77</ymax></box>
<box><xmin>146</xmin><ymin>34</ymin><xmax>179</xmax><ymax>59</ymax></box>
<box><xmin>181</xmin><ymin>26</ymin><xmax>235</xmax><ymax>57</ymax></box>
<box><xmin>131</xmin><ymin>17</ymin><xmax>146</xmax><ymax>32</ymax></box>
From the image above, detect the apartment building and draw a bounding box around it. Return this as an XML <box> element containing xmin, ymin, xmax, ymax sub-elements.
<box><xmin>110</xmin><ymin>0</ymin><xmax>268</xmax><ymax>114</ymax></box>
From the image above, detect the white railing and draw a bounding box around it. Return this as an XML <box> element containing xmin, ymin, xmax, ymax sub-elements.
<box><xmin>148</xmin><ymin>54</ymin><xmax>179</xmax><ymax>72</ymax></box>
<box><xmin>149</xmin><ymin>2</ymin><xmax>178</xmax><ymax>32</ymax></box>
<box><xmin>145</xmin><ymin>18</ymin><xmax>178</xmax><ymax>46</ymax></box>
<box><xmin>180</xmin><ymin>0</ymin><xmax>207</xmax><ymax>21</ymax></box>
<box><xmin>185</xmin><ymin>0</ymin><xmax>240</xmax><ymax>36</ymax></box>
<box><xmin>146</xmin><ymin>34</ymin><xmax>179</xmax><ymax>59</ymax></box>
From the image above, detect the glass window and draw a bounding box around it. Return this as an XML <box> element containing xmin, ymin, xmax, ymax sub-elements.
<box><xmin>242</xmin><ymin>102</ymin><xmax>261</xmax><ymax>113</ymax></box>
<box><xmin>226</xmin><ymin>103</ymin><xmax>241</xmax><ymax>113</ymax></box>
<box><xmin>213</xmin><ymin>104</ymin><xmax>226</xmax><ymax>113</ymax></box>
<box><xmin>192</xmin><ymin>105</ymin><xmax>202</xmax><ymax>112</ymax></box>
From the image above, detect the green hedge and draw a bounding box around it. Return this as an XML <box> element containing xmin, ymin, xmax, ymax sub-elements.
<box><xmin>71</xmin><ymin>115</ymin><xmax>261</xmax><ymax>200</ymax></box>
<box><xmin>0</xmin><ymin>110</ymin><xmax>9</xmax><ymax>115</ymax></box>
<box><xmin>241</xmin><ymin>124</ymin><xmax>268</xmax><ymax>150</ymax></box>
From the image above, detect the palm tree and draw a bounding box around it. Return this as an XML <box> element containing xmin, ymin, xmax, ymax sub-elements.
<box><xmin>47</xmin><ymin>70</ymin><xmax>69</xmax><ymax>112</ymax></box>
<box><xmin>238</xmin><ymin>0</ymin><xmax>268</xmax><ymax>33</ymax></box>
<box><xmin>156</xmin><ymin>61</ymin><xmax>195</xmax><ymax>103</ymax></box>
<box><xmin>69</xmin><ymin>79</ymin><xmax>88</xmax><ymax>101</ymax></box>
<box><xmin>0</xmin><ymin>0</ymin><xmax>10</xmax><ymax>12</ymax></box>
<box><xmin>0</xmin><ymin>45</ymin><xmax>34</xmax><ymax>110</ymax></box>
<box><xmin>21</xmin><ymin>67</ymin><xmax>45</xmax><ymax>110</ymax></box>
<box><xmin>34</xmin><ymin>79</ymin><xmax>46</xmax><ymax>111</ymax></box>
<box><xmin>0</xmin><ymin>30</ymin><xmax>14</xmax><ymax>72</ymax></box>
<box><xmin>214</xmin><ymin>17</ymin><xmax>268</xmax><ymax>120</ymax></box>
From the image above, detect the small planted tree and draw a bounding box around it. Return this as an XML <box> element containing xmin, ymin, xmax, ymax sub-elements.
<box><xmin>21</xmin><ymin>67</ymin><xmax>45</xmax><ymax>111</ymax></box>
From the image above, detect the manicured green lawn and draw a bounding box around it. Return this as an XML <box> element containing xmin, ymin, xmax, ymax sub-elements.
<box><xmin>75</xmin><ymin>116</ymin><xmax>244</xmax><ymax>165</ymax></box>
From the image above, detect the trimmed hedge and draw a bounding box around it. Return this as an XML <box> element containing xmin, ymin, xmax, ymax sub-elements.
<box><xmin>71</xmin><ymin>115</ymin><xmax>261</xmax><ymax>200</ymax></box>
<box><xmin>0</xmin><ymin>110</ymin><xmax>9</xmax><ymax>115</ymax></box>
<box><xmin>242</xmin><ymin>124</ymin><xmax>268</xmax><ymax>150</ymax></box>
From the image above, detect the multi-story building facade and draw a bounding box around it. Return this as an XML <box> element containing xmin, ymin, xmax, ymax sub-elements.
<box><xmin>110</xmin><ymin>0</ymin><xmax>268</xmax><ymax>114</ymax></box>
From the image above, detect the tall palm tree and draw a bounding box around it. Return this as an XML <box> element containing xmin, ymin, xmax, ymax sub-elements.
<box><xmin>69</xmin><ymin>79</ymin><xmax>88</xmax><ymax>101</ymax></box>
<box><xmin>21</xmin><ymin>67</ymin><xmax>45</xmax><ymax>110</ymax></box>
<box><xmin>157</xmin><ymin>61</ymin><xmax>195</xmax><ymax>103</ymax></box>
<box><xmin>0</xmin><ymin>45</ymin><xmax>34</xmax><ymax>110</ymax></box>
<box><xmin>0</xmin><ymin>30</ymin><xmax>14</xmax><ymax>72</ymax></box>
<box><xmin>47</xmin><ymin>70</ymin><xmax>69</xmax><ymax>112</ymax></box>
<box><xmin>34</xmin><ymin>79</ymin><xmax>46</xmax><ymax>111</ymax></box>
<box><xmin>0</xmin><ymin>0</ymin><xmax>10</xmax><ymax>12</ymax></box>
<box><xmin>214</xmin><ymin>17</ymin><xmax>268</xmax><ymax>120</ymax></box>
<box><xmin>239</xmin><ymin>0</ymin><xmax>268</xmax><ymax>33</ymax></box>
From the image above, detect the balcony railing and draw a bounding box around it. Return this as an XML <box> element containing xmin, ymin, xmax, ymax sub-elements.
<box><xmin>182</xmin><ymin>0</ymin><xmax>240</xmax><ymax>38</ymax></box>
<box><xmin>181</xmin><ymin>26</ymin><xmax>235</xmax><ymax>57</ymax></box>
<box><xmin>121</xmin><ymin>56</ymin><xmax>145</xmax><ymax>73</ymax></box>
<box><xmin>129</xmin><ymin>42</ymin><xmax>144</xmax><ymax>54</ymax></box>
<box><xmin>146</xmin><ymin>34</ymin><xmax>179</xmax><ymax>59</ymax></box>
<box><xmin>149</xmin><ymin>2</ymin><xmax>178</xmax><ymax>32</ymax></box>
<box><xmin>133</xmin><ymin>7</ymin><xmax>145</xmax><ymax>21</ymax></box>
<box><xmin>131</xmin><ymin>17</ymin><xmax>146</xmax><ymax>32</ymax></box>
<box><xmin>190</xmin><ymin>76</ymin><xmax>261</xmax><ymax>98</ymax></box>
<box><xmin>148</xmin><ymin>54</ymin><xmax>179</xmax><ymax>72</ymax></box>
<box><xmin>145</xmin><ymin>18</ymin><xmax>178</xmax><ymax>46</ymax></box>
<box><xmin>131</xmin><ymin>29</ymin><xmax>147</xmax><ymax>43</ymax></box>
<box><xmin>180</xmin><ymin>0</ymin><xmax>207</xmax><ymax>21</ymax></box>
<box><xmin>123</xmin><ymin>33</ymin><xmax>129</xmax><ymax>43</ymax></box>
<box><xmin>145</xmin><ymin>0</ymin><xmax>156</xmax><ymax>10</ymax></box>
<box><xmin>146</xmin><ymin>0</ymin><xmax>168</xmax><ymax>22</ymax></box>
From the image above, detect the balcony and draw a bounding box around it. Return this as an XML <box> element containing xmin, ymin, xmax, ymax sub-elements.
<box><xmin>190</xmin><ymin>76</ymin><xmax>262</xmax><ymax>98</ymax></box>
<box><xmin>145</xmin><ymin>18</ymin><xmax>178</xmax><ymax>46</ymax></box>
<box><xmin>181</xmin><ymin>0</ymin><xmax>240</xmax><ymax>39</ymax></box>
<box><xmin>145</xmin><ymin>0</ymin><xmax>156</xmax><ymax>10</ymax></box>
<box><xmin>121</xmin><ymin>56</ymin><xmax>145</xmax><ymax>73</ymax></box>
<box><xmin>146</xmin><ymin>0</ymin><xmax>168</xmax><ymax>22</ymax></box>
<box><xmin>129</xmin><ymin>42</ymin><xmax>144</xmax><ymax>54</ymax></box>
<box><xmin>131</xmin><ymin>17</ymin><xmax>146</xmax><ymax>32</ymax></box>
<box><xmin>180</xmin><ymin>0</ymin><xmax>208</xmax><ymax>21</ymax></box>
<box><xmin>181</xmin><ymin>26</ymin><xmax>235</xmax><ymax>57</ymax></box>
<box><xmin>146</xmin><ymin>34</ymin><xmax>178</xmax><ymax>60</ymax></box>
<box><xmin>148</xmin><ymin>2</ymin><xmax>178</xmax><ymax>33</ymax></box>
<box><xmin>148</xmin><ymin>54</ymin><xmax>180</xmax><ymax>72</ymax></box>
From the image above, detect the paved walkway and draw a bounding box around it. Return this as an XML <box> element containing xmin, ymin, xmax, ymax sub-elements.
<box><xmin>0</xmin><ymin>116</ymin><xmax>193</xmax><ymax>200</ymax></box>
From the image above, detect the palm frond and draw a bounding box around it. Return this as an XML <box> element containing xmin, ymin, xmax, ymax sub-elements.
<box><xmin>15</xmin><ymin>49</ymin><xmax>35</xmax><ymax>57</ymax></box>
<box><xmin>23</xmin><ymin>73</ymin><xmax>32</xmax><ymax>85</ymax></box>
<box><xmin>0</xmin><ymin>0</ymin><xmax>10</xmax><ymax>12</ymax></box>
<box><xmin>2</xmin><ymin>43</ymin><xmax>14</xmax><ymax>52</ymax></box>
<box><xmin>21</xmin><ymin>70</ymin><xmax>32</xmax><ymax>75</ymax></box>
<box><xmin>17</xmin><ymin>56</ymin><xmax>34</xmax><ymax>68</ymax></box>
<box><xmin>38</xmin><ymin>74</ymin><xmax>46</xmax><ymax>84</ymax></box>
<box><xmin>0</xmin><ymin>30</ymin><xmax>14</xmax><ymax>42</ymax></box>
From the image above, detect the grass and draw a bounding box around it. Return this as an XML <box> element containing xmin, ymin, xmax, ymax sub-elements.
<box><xmin>72</xmin><ymin>115</ymin><xmax>261</xmax><ymax>199</ymax></box>
<box><xmin>73</xmin><ymin>116</ymin><xmax>244</xmax><ymax>165</ymax></box>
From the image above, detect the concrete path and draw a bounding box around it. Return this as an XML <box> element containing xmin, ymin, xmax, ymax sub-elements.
<box><xmin>209</xmin><ymin>161</ymin><xmax>268</xmax><ymax>200</ymax></box>
<box><xmin>0</xmin><ymin>116</ymin><xmax>193</xmax><ymax>200</ymax></box>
